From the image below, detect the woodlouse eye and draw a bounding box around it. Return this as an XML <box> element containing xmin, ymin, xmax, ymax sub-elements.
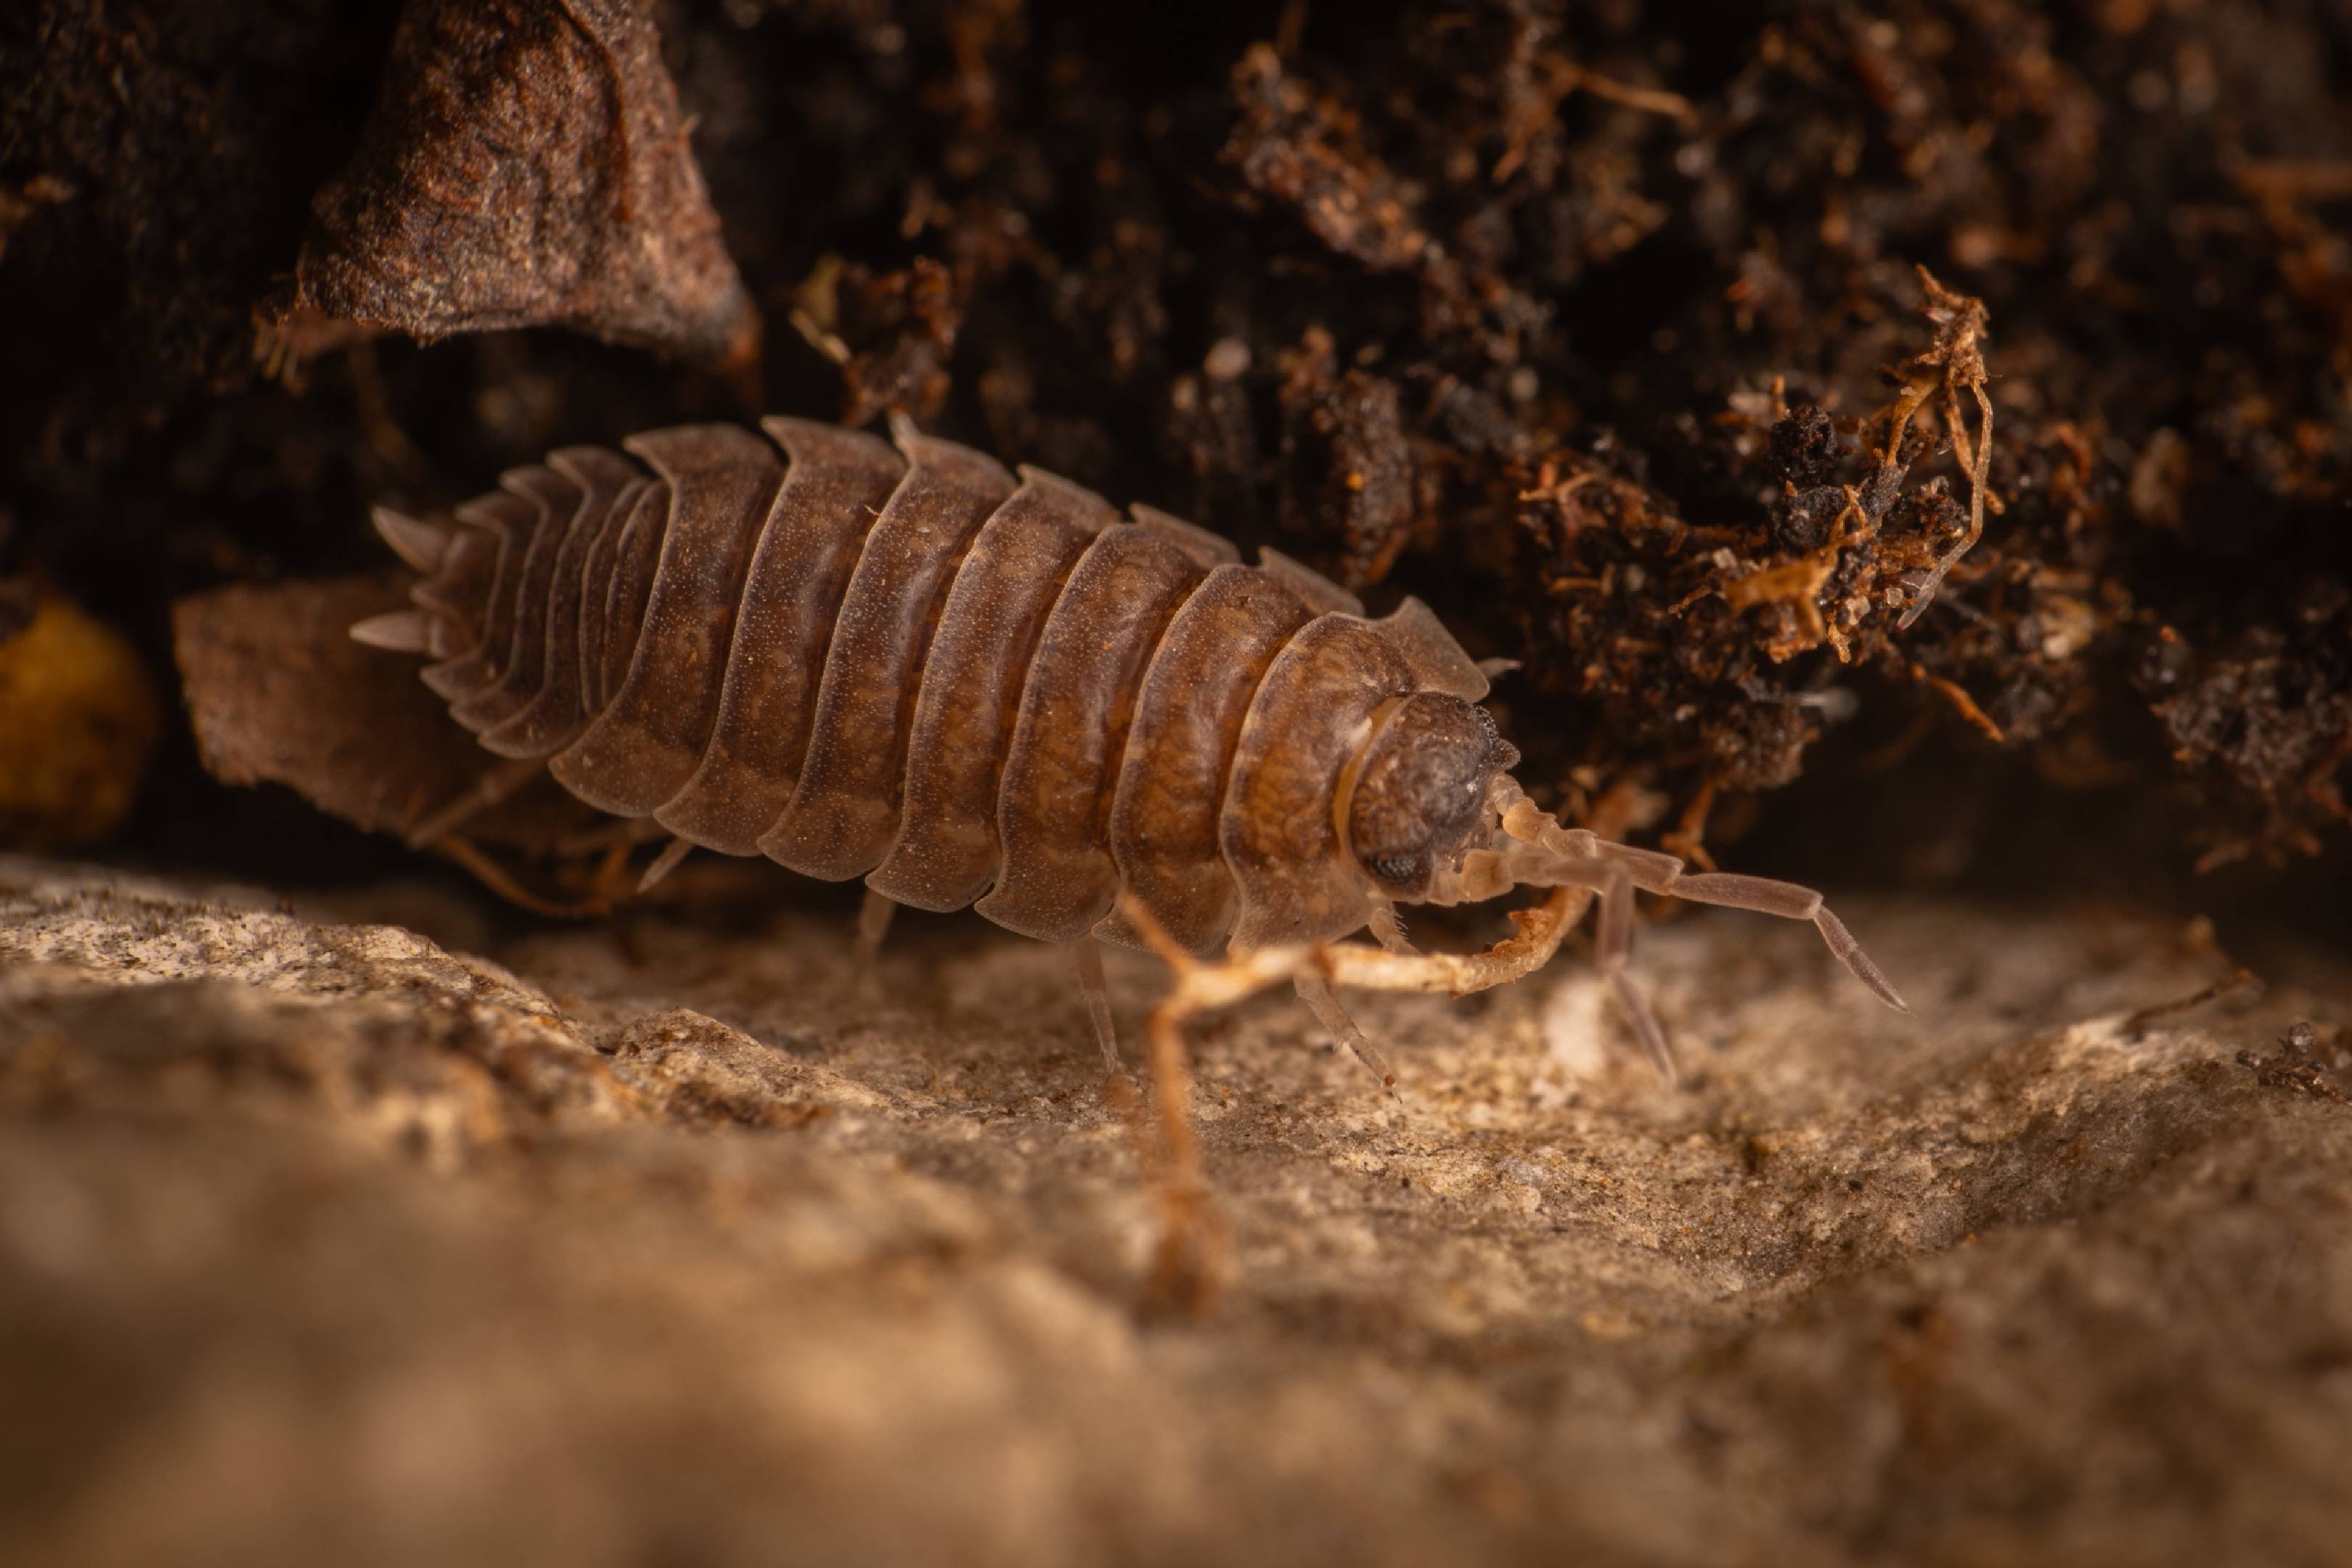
<box><xmin>1347</xmin><ymin>693</ymin><xmax>1513</xmax><ymax>899</ymax></box>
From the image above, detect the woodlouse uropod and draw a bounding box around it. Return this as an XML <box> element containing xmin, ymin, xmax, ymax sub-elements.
<box><xmin>352</xmin><ymin>415</ymin><xmax>1906</xmax><ymax>1289</ymax></box>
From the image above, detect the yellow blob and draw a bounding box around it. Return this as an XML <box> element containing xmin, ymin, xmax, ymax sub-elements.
<box><xmin>0</xmin><ymin>588</ymin><xmax>161</xmax><ymax>849</ymax></box>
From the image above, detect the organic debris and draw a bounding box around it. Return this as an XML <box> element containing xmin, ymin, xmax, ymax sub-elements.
<box><xmin>7</xmin><ymin>0</ymin><xmax>2352</xmax><ymax>877</ymax></box>
<box><xmin>172</xmin><ymin>577</ymin><xmax>597</xmax><ymax>855</ymax></box>
<box><xmin>288</xmin><ymin>0</ymin><xmax>758</xmax><ymax>372</ymax></box>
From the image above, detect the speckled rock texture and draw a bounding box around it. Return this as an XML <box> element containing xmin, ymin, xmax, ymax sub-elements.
<box><xmin>2</xmin><ymin>858</ymin><xmax>2347</xmax><ymax>1568</ymax></box>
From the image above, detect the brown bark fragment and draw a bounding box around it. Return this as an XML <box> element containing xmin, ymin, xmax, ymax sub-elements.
<box><xmin>292</xmin><ymin>0</ymin><xmax>757</xmax><ymax>369</ymax></box>
<box><xmin>172</xmin><ymin>577</ymin><xmax>593</xmax><ymax>852</ymax></box>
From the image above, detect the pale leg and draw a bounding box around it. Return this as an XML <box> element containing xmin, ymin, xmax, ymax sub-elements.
<box><xmin>636</xmin><ymin>836</ymin><xmax>694</xmax><ymax>893</ymax></box>
<box><xmin>1111</xmin><ymin>887</ymin><xmax>1593</xmax><ymax>1314</ymax></box>
<box><xmin>404</xmin><ymin>756</ymin><xmax>544</xmax><ymax>848</ymax></box>
<box><xmin>1070</xmin><ymin>936</ymin><xmax>1122</xmax><ymax>1072</ymax></box>
<box><xmin>855</xmin><ymin>886</ymin><xmax>897</xmax><ymax>966</ymax></box>
<box><xmin>1511</xmin><ymin>854</ymin><xmax>1679</xmax><ymax>1085</ymax></box>
<box><xmin>1139</xmin><ymin>955</ymin><xmax>1224</xmax><ymax>1315</ymax></box>
<box><xmin>1294</xmin><ymin>971</ymin><xmax>1402</xmax><ymax>1101</ymax></box>
<box><xmin>1367</xmin><ymin>901</ymin><xmax>1418</xmax><ymax>956</ymax></box>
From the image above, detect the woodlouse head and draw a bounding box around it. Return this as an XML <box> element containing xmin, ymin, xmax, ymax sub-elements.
<box><xmin>1342</xmin><ymin>693</ymin><xmax>1519</xmax><ymax>902</ymax></box>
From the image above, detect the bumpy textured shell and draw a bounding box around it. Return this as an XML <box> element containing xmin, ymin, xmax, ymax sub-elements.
<box><xmin>369</xmin><ymin>420</ymin><xmax>1489</xmax><ymax>954</ymax></box>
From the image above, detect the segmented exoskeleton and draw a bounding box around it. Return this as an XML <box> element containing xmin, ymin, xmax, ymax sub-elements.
<box><xmin>354</xmin><ymin>417</ymin><xmax>1906</xmax><ymax>1097</ymax></box>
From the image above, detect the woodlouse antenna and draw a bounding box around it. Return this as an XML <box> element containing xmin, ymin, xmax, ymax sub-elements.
<box><xmin>1461</xmin><ymin>783</ymin><xmax>1908</xmax><ymax>1080</ymax></box>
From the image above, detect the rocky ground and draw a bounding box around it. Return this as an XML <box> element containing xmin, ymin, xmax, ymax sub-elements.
<box><xmin>4</xmin><ymin>857</ymin><xmax>2347</xmax><ymax>1567</ymax></box>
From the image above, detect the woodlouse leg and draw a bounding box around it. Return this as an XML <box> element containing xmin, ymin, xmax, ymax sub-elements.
<box><xmin>1368</xmin><ymin>901</ymin><xmax>1418</xmax><ymax>957</ymax></box>
<box><xmin>1514</xmin><ymin>854</ymin><xmax>1679</xmax><ymax>1085</ymax></box>
<box><xmin>404</xmin><ymin>757</ymin><xmax>544</xmax><ymax>849</ymax></box>
<box><xmin>552</xmin><ymin>816</ymin><xmax>669</xmax><ymax>857</ymax></box>
<box><xmin>1591</xmin><ymin>859</ymin><xmax>1678</xmax><ymax>1086</ymax></box>
<box><xmin>855</xmin><ymin>887</ymin><xmax>897</xmax><ymax>966</ymax></box>
<box><xmin>636</xmin><ymin>836</ymin><xmax>693</xmax><ymax>894</ymax></box>
<box><xmin>1293</xmin><ymin>971</ymin><xmax>1402</xmax><ymax>1102</ymax></box>
<box><xmin>1135</xmin><ymin>934</ymin><xmax>1244</xmax><ymax>1315</ymax></box>
<box><xmin>586</xmin><ymin>834</ymin><xmax>644</xmax><ymax>910</ymax></box>
<box><xmin>433</xmin><ymin>835</ymin><xmax>618</xmax><ymax>919</ymax></box>
<box><xmin>1069</xmin><ymin>937</ymin><xmax>1122</xmax><ymax>1071</ymax></box>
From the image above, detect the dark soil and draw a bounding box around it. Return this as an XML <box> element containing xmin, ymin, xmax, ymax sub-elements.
<box><xmin>5</xmin><ymin>0</ymin><xmax>2351</xmax><ymax>882</ymax></box>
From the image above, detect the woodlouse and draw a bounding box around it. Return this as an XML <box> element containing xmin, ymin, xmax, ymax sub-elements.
<box><xmin>352</xmin><ymin>416</ymin><xmax>1906</xmax><ymax>1098</ymax></box>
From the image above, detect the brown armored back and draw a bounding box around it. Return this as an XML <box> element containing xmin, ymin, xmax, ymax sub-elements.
<box><xmin>1093</xmin><ymin>564</ymin><xmax>1321</xmax><ymax>953</ymax></box>
<box><xmin>420</xmin><ymin>490</ymin><xmax>532</xmax><ymax>706</ymax></box>
<box><xmin>1220</xmin><ymin>616</ymin><xmax>1416</xmax><ymax>950</ymax></box>
<box><xmin>406</xmin><ymin>517</ymin><xmax>497</xmax><ymax>643</ymax></box>
<box><xmin>594</xmin><ymin>481</ymin><xmax>671</xmax><ymax>715</ymax></box>
<box><xmin>450</xmin><ymin>465</ymin><xmax>581</xmax><ymax>735</ymax></box>
<box><xmin>974</xmin><ymin>509</ymin><xmax>1233</xmax><ymax>942</ymax></box>
<box><xmin>757</xmin><ymin>434</ymin><xmax>1016</xmax><ymax>880</ymax></box>
<box><xmin>655</xmin><ymin>420</ymin><xmax>907</xmax><ymax>856</ymax></box>
<box><xmin>551</xmin><ymin>426</ymin><xmax>783</xmax><ymax>816</ymax></box>
<box><xmin>867</xmin><ymin>467</ymin><xmax>1115</xmax><ymax>911</ymax></box>
<box><xmin>373</xmin><ymin>420</ymin><xmax>1487</xmax><ymax>956</ymax></box>
<box><xmin>479</xmin><ymin>449</ymin><xmax>643</xmax><ymax>760</ymax></box>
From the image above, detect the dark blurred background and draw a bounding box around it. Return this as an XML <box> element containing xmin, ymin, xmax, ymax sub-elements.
<box><xmin>2</xmin><ymin>0</ymin><xmax>2347</xmax><ymax>963</ymax></box>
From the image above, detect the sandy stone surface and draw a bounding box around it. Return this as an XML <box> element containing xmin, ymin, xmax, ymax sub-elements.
<box><xmin>3</xmin><ymin>857</ymin><xmax>2348</xmax><ymax>1567</ymax></box>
